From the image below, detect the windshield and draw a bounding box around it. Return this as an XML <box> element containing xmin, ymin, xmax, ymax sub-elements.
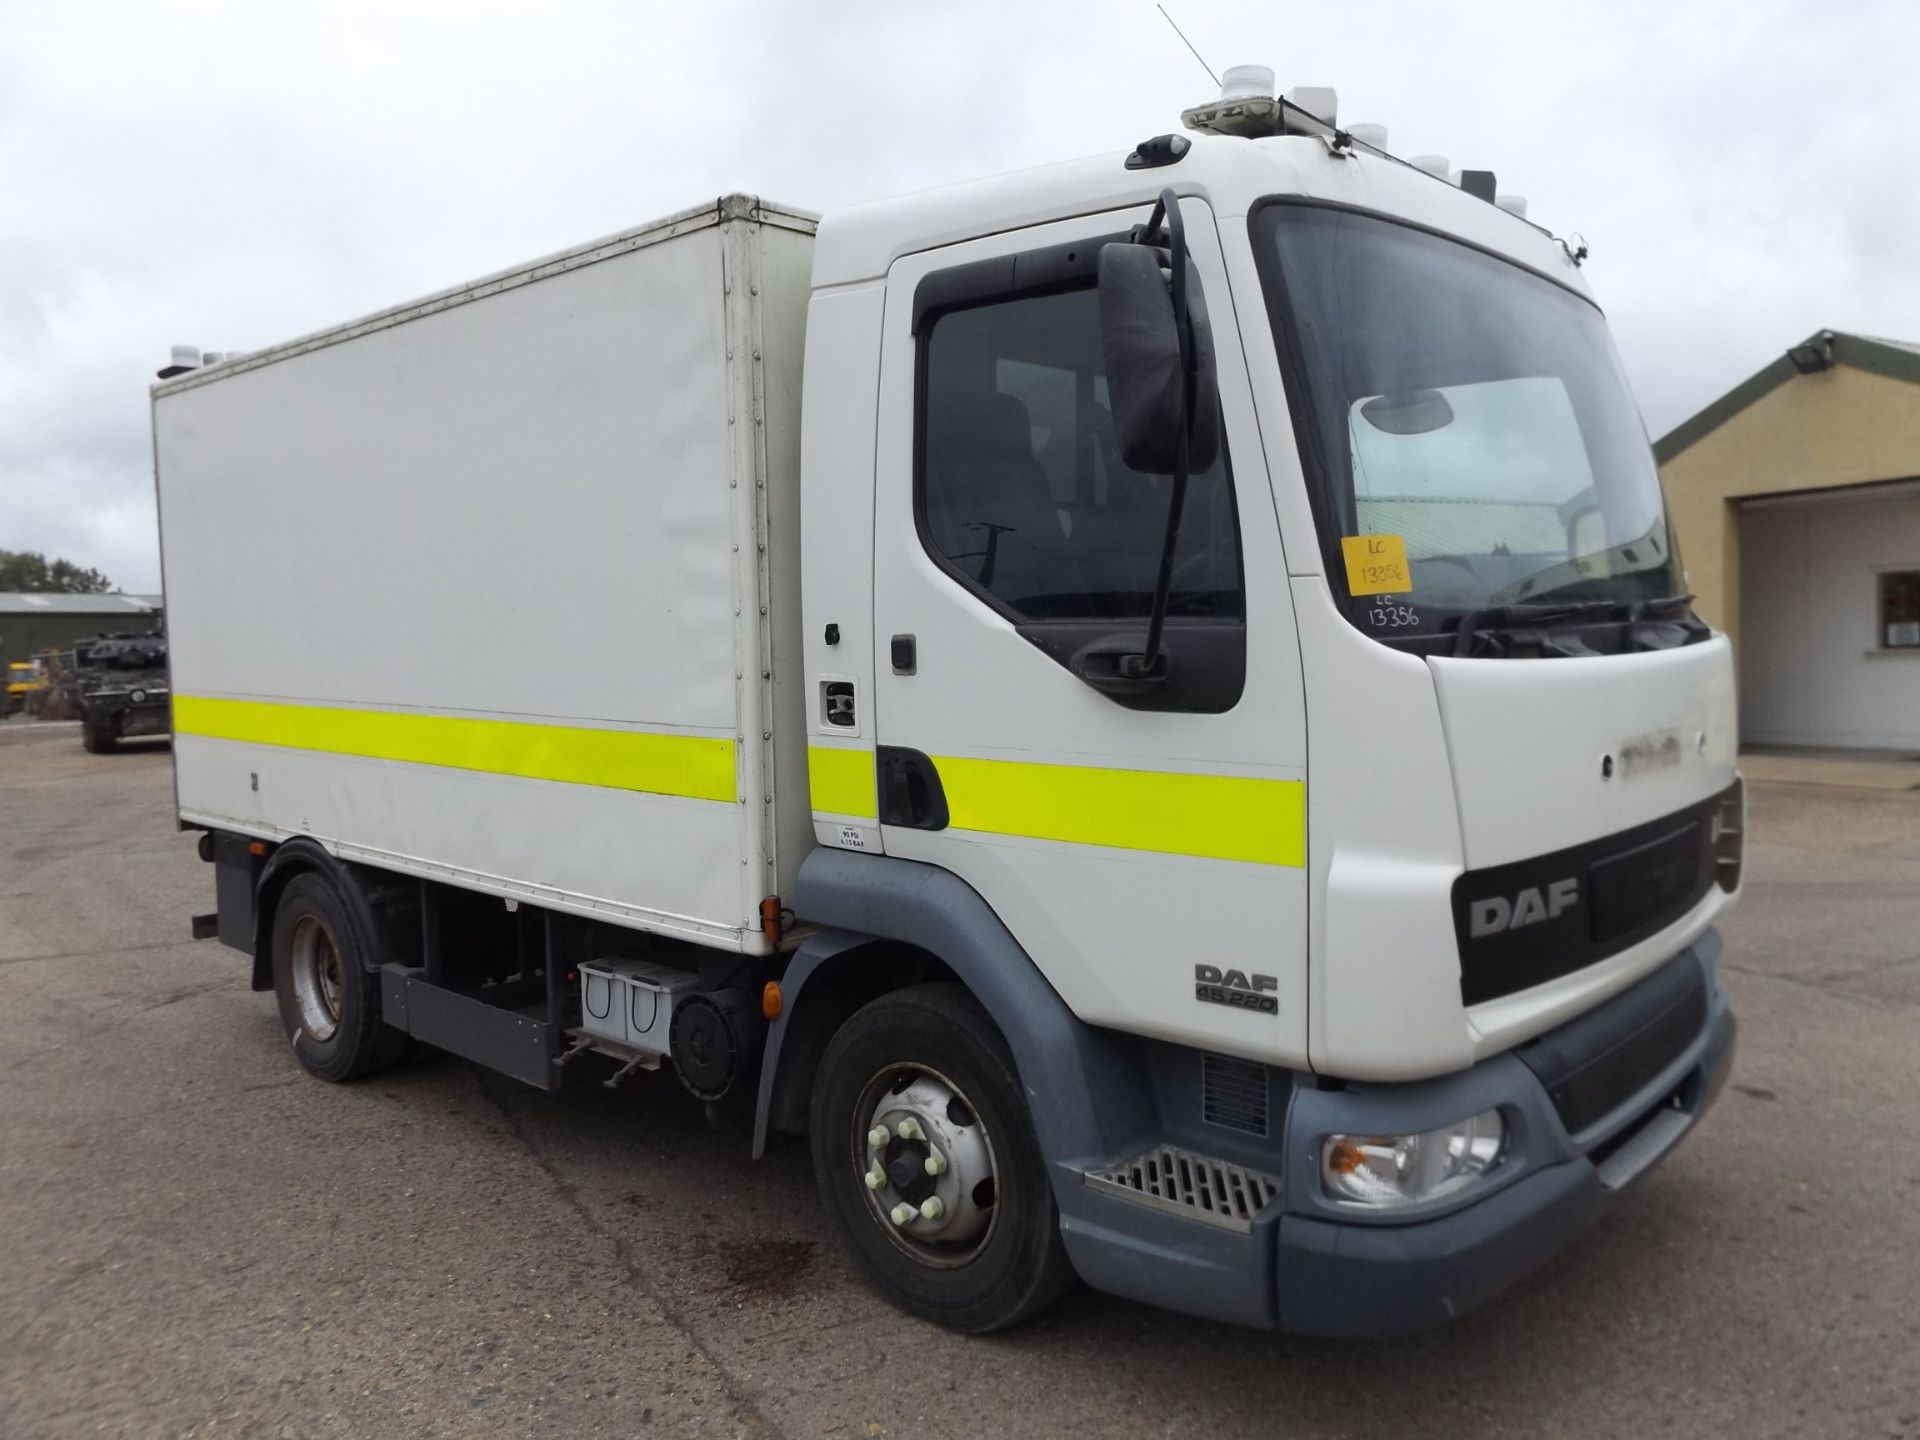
<box><xmin>1254</xmin><ymin>204</ymin><xmax>1682</xmax><ymax>647</ymax></box>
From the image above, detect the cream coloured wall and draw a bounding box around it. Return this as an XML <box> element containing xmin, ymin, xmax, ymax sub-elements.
<box><xmin>1661</xmin><ymin>365</ymin><xmax>1920</xmax><ymax>654</ymax></box>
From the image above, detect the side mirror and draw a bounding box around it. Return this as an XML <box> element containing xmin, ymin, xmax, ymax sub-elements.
<box><xmin>1097</xmin><ymin>242</ymin><xmax>1221</xmax><ymax>475</ymax></box>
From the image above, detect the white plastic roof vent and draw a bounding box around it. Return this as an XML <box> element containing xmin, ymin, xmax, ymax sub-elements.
<box><xmin>1409</xmin><ymin>154</ymin><xmax>1450</xmax><ymax>178</ymax></box>
<box><xmin>1496</xmin><ymin>194</ymin><xmax>1528</xmax><ymax>218</ymax></box>
<box><xmin>1285</xmin><ymin>86</ymin><xmax>1337</xmax><ymax>126</ymax></box>
<box><xmin>156</xmin><ymin>345</ymin><xmax>201</xmax><ymax>380</ymax></box>
<box><xmin>1348</xmin><ymin>123</ymin><xmax>1388</xmax><ymax>150</ymax></box>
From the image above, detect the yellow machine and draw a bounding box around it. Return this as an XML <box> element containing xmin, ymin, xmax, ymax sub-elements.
<box><xmin>4</xmin><ymin>660</ymin><xmax>48</xmax><ymax>717</ymax></box>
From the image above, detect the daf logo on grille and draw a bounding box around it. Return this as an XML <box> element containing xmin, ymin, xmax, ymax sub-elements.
<box><xmin>1194</xmin><ymin>965</ymin><xmax>1279</xmax><ymax>1014</ymax></box>
<box><xmin>1471</xmin><ymin>878</ymin><xmax>1579</xmax><ymax>937</ymax></box>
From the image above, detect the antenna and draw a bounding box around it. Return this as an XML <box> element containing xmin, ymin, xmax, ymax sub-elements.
<box><xmin>1156</xmin><ymin>4</ymin><xmax>1220</xmax><ymax>88</ymax></box>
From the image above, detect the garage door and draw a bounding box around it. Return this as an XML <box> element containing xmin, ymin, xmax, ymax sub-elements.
<box><xmin>1739</xmin><ymin>487</ymin><xmax>1920</xmax><ymax>749</ymax></box>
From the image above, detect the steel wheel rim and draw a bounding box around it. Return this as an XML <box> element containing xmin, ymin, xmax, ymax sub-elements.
<box><xmin>850</xmin><ymin>1062</ymin><xmax>1000</xmax><ymax>1268</ymax></box>
<box><xmin>289</xmin><ymin>914</ymin><xmax>344</xmax><ymax>1042</ymax></box>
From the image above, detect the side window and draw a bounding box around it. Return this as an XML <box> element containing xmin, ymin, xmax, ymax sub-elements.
<box><xmin>918</xmin><ymin>285</ymin><xmax>1242</xmax><ymax>623</ymax></box>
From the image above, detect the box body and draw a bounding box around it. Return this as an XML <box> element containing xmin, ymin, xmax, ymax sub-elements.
<box><xmin>154</xmin><ymin>197</ymin><xmax>818</xmax><ymax>953</ymax></box>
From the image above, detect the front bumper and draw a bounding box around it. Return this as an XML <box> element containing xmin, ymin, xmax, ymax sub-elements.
<box><xmin>1056</xmin><ymin>933</ymin><xmax>1736</xmax><ymax>1337</ymax></box>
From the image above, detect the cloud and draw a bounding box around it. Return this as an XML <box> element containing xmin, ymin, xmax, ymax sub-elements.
<box><xmin>4</xmin><ymin>0</ymin><xmax>1918</xmax><ymax>591</ymax></box>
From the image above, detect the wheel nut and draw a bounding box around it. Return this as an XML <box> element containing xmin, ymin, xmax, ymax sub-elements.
<box><xmin>896</xmin><ymin>1118</ymin><xmax>921</xmax><ymax>1141</ymax></box>
<box><xmin>867</xmin><ymin>1126</ymin><xmax>890</xmax><ymax>1149</ymax></box>
<box><xmin>923</xmin><ymin>1151</ymin><xmax>947</xmax><ymax>1176</ymax></box>
<box><xmin>864</xmin><ymin>1166</ymin><xmax>887</xmax><ymax>1190</ymax></box>
<box><xmin>890</xmin><ymin>1202</ymin><xmax>916</xmax><ymax>1226</ymax></box>
<box><xmin>919</xmin><ymin>1196</ymin><xmax>944</xmax><ymax>1221</ymax></box>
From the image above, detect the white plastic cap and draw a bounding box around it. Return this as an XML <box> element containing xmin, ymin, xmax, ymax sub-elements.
<box><xmin>202</xmin><ymin>351</ymin><xmax>225</xmax><ymax>364</ymax></box>
<box><xmin>1496</xmin><ymin>194</ymin><xmax>1529</xmax><ymax>218</ymax></box>
<box><xmin>1286</xmin><ymin>86</ymin><xmax>1337</xmax><ymax>125</ymax></box>
<box><xmin>168</xmin><ymin>345</ymin><xmax>202</xmax><ymax>371</ymax></box>
<box><xmin>1409</xmin><ymin>154</ymin><xmax>1450</xmax><ymax>178</ymax></box>
<box><xmin>1348</xmin><ymin>123</ymin><xmax>1388</xmax><ymax>149</ymax></box>
<box><xmin>1219</xmin><ymin>64</ymin><xmax>1275</xmax><ymax>101</ymax></box>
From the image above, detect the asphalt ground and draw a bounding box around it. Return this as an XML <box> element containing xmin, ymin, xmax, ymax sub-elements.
<box><xmin>1</xmin><ymin>719</ymin><xmax>1916</xmax><ymax>1439</ymax></box>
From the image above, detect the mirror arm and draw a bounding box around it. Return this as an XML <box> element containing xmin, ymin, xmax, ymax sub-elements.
<box><xmin>1138</xmin><ymin>186</ymin><xmax>1194</xmax><ymax>675</ymax></box>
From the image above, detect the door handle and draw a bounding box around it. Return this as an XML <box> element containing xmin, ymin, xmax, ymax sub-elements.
<box><xmin>876</xmin><ymin>746</ymin><xmax>948</xmax><ymax>830</ymax></box>
<box><xmin>890</xmin><ymin>634</ymin><xmax>917</xmax><ymax>675</ymax></box>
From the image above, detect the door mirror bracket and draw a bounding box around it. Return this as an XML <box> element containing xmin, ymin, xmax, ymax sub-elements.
<box><xmin>1091</xmin><ymin>188</ymin><xmax>1223</xmax><ymax>694</ymax></box>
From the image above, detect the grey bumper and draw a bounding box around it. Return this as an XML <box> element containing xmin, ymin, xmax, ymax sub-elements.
<box><xmin>1056</xmin><ymin>936</ymin><xmax>1737</xmax><ymax>1337</ymax></box>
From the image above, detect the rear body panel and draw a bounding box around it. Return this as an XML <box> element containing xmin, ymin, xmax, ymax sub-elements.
<box><xmin>155</xmin><ymin>200</ymin><xmax>818</xmax><ymax>953</ymax></box>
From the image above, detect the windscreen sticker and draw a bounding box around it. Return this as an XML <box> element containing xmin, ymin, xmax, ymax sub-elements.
<box><xmin>1341</xmin><ymin>533</ymin><xmax>1412</xmax><ymax>595</ymax></box>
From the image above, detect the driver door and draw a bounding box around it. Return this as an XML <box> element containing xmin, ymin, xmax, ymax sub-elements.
<box><xmin>867</xmin><ymin>198</ymin><xmax>1311</xmax><ymax>1066</ymax></box>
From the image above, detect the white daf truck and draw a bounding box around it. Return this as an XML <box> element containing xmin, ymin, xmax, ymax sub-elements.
<box><xmin>154</xmin><ymin>74</ymin><xmax>1740</xmax><ymax>1336</ymax></box>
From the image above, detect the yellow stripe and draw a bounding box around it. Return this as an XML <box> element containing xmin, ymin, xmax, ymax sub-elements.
<box><xmin>933</xmin><ymin>754</ymin><xmax>1305</xmax><ymax>867</ymax></box>
<box><xmin>174</xmin><ymin>695</ymin><xmax>737</xmax><ymax>803</ymax></box>
<box><xmin>807</xmin><ymin>745</ymin><xmax>877</xmax><ymax>819</ymax></box>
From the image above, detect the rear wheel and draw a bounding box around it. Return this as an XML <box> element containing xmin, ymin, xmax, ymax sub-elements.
<box><xmin>270</xmin><ymin>873</ymin><xmax>406</xmax><ymax>1081</ymax></box>
<box><xmin>810</xmin><ymin>984</ymin><xmax>1075</xmax><ymax>1332</ymax></box>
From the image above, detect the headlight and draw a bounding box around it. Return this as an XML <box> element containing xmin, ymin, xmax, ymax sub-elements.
<box><xmin>1321</xmin><ymin>1108</ymin><xmax>1506</xmax><ymax>1209</ymax></box>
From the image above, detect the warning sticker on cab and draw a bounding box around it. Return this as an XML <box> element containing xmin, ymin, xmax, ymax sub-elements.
<box><xmin>1341</xmin><ymin>533</ymin><xmax>1411</xmax><ymax>595</ymax></box>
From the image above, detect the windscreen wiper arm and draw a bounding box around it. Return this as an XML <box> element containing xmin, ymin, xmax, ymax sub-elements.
<box><xmin>1450</xmin><ymin>601</ymin><xmax>1623</xmax><ymax>657</ymax></box>
<box><xmin>1450</xmin><ymin>594</ymin><xmax>1702</xmax><ymax>657</ymax></box>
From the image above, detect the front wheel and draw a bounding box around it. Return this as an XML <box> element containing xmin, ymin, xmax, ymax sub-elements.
<box><xmin>810</xmin><ymin>984</ymin><xmax>1075</xmax><ymax>1332</ymax></box>
<box><xmin>81</xmin><ymin>718</ymin><xmax>117</xmax><ymax>753</ymax></box>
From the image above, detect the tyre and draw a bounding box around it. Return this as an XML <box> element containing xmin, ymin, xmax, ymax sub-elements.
<box><xmin>81</xmin><ymin>719</ymin><xmax>117</xmax><ymax>753</ymax></box>
<box><xmin>810</xmin><ymin>984</ymin><xmax>1075</xmax><ymax>1332</ymax></box>
<box><xmin>270</xmin><ymin>873</ymin><xmax>407</xmax><ymax>1082</ymax></box>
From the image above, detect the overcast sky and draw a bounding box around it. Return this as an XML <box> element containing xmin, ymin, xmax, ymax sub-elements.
<box><xmin>4</xmin><ymin>0</ymin><xmax>1917</xmax><ymax>593</ymax></box>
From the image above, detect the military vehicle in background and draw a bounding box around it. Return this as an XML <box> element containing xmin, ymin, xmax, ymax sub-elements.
<box><xmin>54</xmin><ymin>630</ymin><xmax>172</xmax><ymax>751</ymax></box>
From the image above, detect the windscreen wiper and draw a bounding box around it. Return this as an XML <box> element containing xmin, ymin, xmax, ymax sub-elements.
<box><xmin>1450</xmin><ymin>595</ymin><xmax>1704</xmax><ymax>657</ymax></box>
<box><xmin>1449</xmin><ymin>600</ymin><xmax>1623</xmax><ymax>657</ymax></box>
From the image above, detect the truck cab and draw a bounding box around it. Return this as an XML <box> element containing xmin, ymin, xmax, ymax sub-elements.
<box><xmin>790</xmin><ymin>94</ymin><xmax>1736</xmax><ymax>1332</ymax></box>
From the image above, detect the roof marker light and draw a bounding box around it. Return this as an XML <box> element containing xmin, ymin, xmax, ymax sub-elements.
<box><xmin>1219</xmin><ymin>64</ymin><xmax>1275</xmax><ymax>102</ymax></box>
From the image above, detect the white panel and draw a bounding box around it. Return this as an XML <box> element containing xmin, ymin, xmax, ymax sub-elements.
<box><xmin>798</xmin><ymin>282</ymin><xmax>885</xmax><ymax>851</ymax></box>
<box><xmin>755</xmin><ymin>224</ymin><xmax>822</xmax><ymax>899</ymax></box>
<box><xmin>1291</xmin><ymin>581</ymin><xmax>1470</xmax><ymax>1079</ymax></box>
<box><xmin>175</xmin><ymin>737</ymin><xmax>746</xmax><ymax>945</ymax></box>
<box><xmin>155</xmin><ymin>211</ymin><xmax>817</xmax><ymax>948</ymax></box>
<box><xmin>1429</xmin><ymin>637</ymin><xmax>1739</xmax><ymax>870</ymax></box>
<box><xmin>158</xmin><ymin>229</ymin><xmax>738</xmax><ymax>728</ymax></box>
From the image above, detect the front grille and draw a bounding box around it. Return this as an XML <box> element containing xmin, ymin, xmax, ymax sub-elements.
<box><xmin>1083</xmin><ymin>1146</ymin><xmax>1281</xmax><ymax>1232</ymax></box>
<box><xmin>1588</xmin><ymin>821</ymin><xmax>1702</xmax><ymax>944</ymax></box>
<box><xmin>1453</xmin><ymin>784</ymin><xmax>1732</xmax><ymax>1006</ymax></box>
<box><xmin>1201</xmin><ymin>1052</ymin><xmax>1269</xmax><ymax>1136</ymax></box>
<box><xmin>1517</xmin><ymin>954</ymin><xmax>1708</xmax><ymax>1138</ymax></box>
